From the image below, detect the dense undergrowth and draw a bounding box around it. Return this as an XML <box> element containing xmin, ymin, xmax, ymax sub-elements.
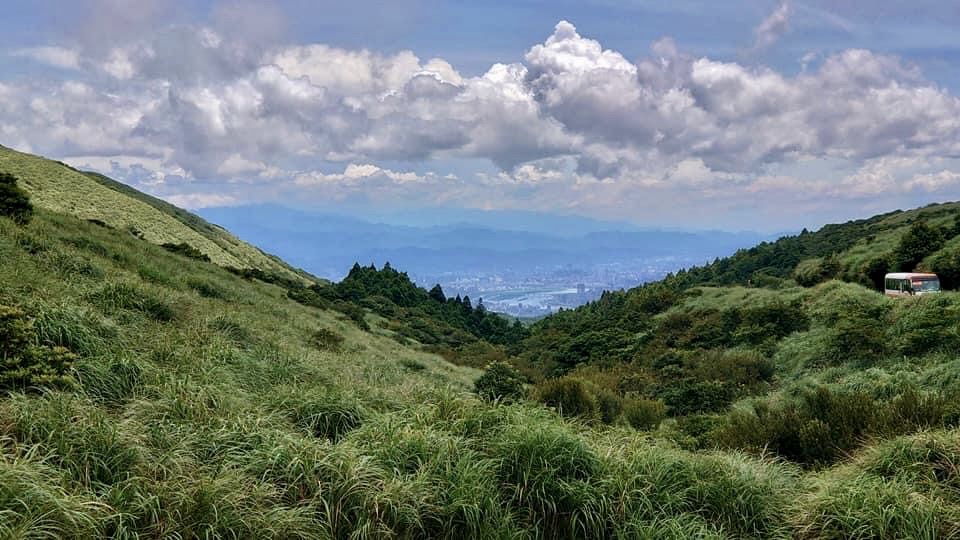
<box><xmin>5</xmin><ymin>170</ymin><xmax>960</xmax><ymax>537</ymax></box>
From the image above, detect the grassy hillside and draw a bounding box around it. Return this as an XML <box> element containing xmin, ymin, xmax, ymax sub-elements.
<box><xmin>0</xmin><ymin>145</ymin><xmax>309</xmax><ymax>282</ymax></box>
<box><xmin>5</xmin><ymin>166</ymin><xmax>960</xmax><ymax>536</ymax></box>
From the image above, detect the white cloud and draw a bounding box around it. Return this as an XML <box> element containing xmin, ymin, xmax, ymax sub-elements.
<box><xmin>753</xmin><ymin>2</ymin><xmax>792</xmax><ymax>51</ymax></box>
<box><xmin>3</xmin><ymin>18</ymin><xmax>960</xmax><ymax>228</ymax></box>
<box><xmin>163</xmin><ymin>192</ymin><xmax>238</xmax><ymax>209</ymax></box>
<box><xmin>12</xmin><ymin>47</ymin><xmax>81</xmax><ymax>70</ymax></box>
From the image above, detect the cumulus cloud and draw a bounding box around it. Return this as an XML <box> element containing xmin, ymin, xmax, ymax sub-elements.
<box><xmin>2</xmin><ymin>16</ymin><xmax>960</xmax><ymax>227</ymax></box>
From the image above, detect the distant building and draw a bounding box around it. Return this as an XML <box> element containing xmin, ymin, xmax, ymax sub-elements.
<box><xmin>577</xmin><ymin>283</ymin><xmax>586</xmax><ymax>294</ymax></box>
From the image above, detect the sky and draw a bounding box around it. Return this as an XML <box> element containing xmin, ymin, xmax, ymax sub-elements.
<box><xmin>2</xmin><ymin>0</ymin><xmax>960</xmax><ymax>231</ymax></box>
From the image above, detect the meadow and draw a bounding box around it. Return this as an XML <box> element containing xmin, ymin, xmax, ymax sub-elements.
<box><xmin>3</xmin><ymin>171</ymin><xmax>960</xmax><ymax>538</ymax></box>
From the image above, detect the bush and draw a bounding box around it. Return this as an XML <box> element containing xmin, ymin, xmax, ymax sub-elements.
<box><xmin>861</xmin><ymin>255</ymin><xmax>891</xmax><ymax>290</ymax></box>
<box><xmin>0</xmin><ymin>305</ymin><xmax>76</xmax><ymax>392</ymax></box>
<box><xmin>893</xmin><ymin>220</ymin><xmax>945</xmax><ymax>272</ymax></box>
<box><xmin>0</xmin><ymin>172</ymin><xmax>33</xmax><ymax>225</ymax></box>
<box><xmin>310</xmin><ymin>328</ymin><xmax>345</xmax><ymax>352</ymax></box>
<box><xmin>926</xmin><ymin>246</ymin><xmax>960</xmax><ymax>290</ymax></box>
<box><xmin>474</xmin><ymin>361</ymin><xmax>526</xmax><ymax>402</ymax></box>
<box><xmin>715</xmin><ymin>386</ymin><xmax>881</xmax><ymax>466</ymax></box>
<box><xmin>657</xmin><ymin>379</ymin><xmax>735</xmax><ymax>416</ymax></box>
<box><xmin>161</xmin><ymin>242</ymin><xmax>210</xmax><ymax>262</ymax></box>
<box><xmin>794</xmin><ymin>256</ymin><xmax>840</xmax><ymax>287</ymax></box>
<box><xmin>534</xmin><ymin>377</ymin><xmax>600</xmax><ymax>420</ymax></box>
<box><xmin>623</xmin><ymin>397</ymin><xmax>666</xmax><ymax>430</ymax></box>
<box><xmin>892</xmin><ymin>295</ymin><xmax>960</xmax><ymax>357</ymax></box>
<box><xmin>692</xmin><ymin>350</ymin><xmax>775</xmax><ymax>387</ymax></box>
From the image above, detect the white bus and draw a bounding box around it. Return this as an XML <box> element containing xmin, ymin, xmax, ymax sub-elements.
<box><xmin>884</xmin><ymin>272</ymin><xmax>941</xmax><ymax>297</ymax></box>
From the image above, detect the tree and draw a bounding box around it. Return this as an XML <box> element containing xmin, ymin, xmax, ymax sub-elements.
<box><xmin>0</xmin><ymin>172</ymin><xmax>33</xmax><ymax>225</ymax></box>
<box><xmin>893</xmin><ymin>221</ymin><xmax>945</xmax><ymax>272</ymax></box>
<box><xmin>474</xmin><ymin>361</ymin><xmax>526</xmax><ymax>402</ymax></box>
<box><xmin>428</xmin><ymin>284</ymin><xmax>446</xmax><ymax>303</ymax></box>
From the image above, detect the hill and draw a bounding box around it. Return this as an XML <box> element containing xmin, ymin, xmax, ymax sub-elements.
<box><xmin>3</xmin><ymin>162</ymin><xmax>960</xmax><ymax>537</ymax></box>
<box><xmin>198</xmin><ymin>204</ymin><xmax>771</xmax><ymax>281</ymax></box>
<box><xmin>0</xmin><ymin>145</ymin><xmax>310</xmax><ymax>283</ymax></box>
<box><xmin>507</xmin><ymin>199</ymin><xmax>960</xmax><ymax>470</ymax></box>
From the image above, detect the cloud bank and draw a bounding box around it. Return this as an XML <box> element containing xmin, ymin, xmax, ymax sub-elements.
<box><xmin>3</xmin><ymin>4</ymin><xmax>960</xmax><ymax>228</ymax></box>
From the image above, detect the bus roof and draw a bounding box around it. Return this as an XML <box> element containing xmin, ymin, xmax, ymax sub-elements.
<box><xmin>884</xmin><ymin>272</ymin><xmax>938</xmax><ymax>279</ymax></box>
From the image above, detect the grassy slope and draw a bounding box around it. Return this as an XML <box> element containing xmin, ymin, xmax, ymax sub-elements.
<box><xmin>1</xmin><ymin>194</ymin><xmax>960</xmax><ymax>537</ymax></box>
<box><xmin>0</xmin><ymin>145</ymin><xmax>307</xmax><ymax>281</ymax></box>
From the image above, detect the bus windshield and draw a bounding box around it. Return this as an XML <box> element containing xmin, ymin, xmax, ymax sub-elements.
<box><xmin>911</xmin><ymin>279</ymin><xmax>941</xmax><ymax>293</ymax></box>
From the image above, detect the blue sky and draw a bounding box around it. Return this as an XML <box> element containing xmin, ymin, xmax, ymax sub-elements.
<box><xmin>2</xmin><ymin>1</ymin><xmax>960</xmax><ymax>231</ymax></box>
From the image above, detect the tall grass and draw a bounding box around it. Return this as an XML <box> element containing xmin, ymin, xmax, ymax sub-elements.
<box><xmin>7</xmin><ymin>206</ymin><xmax>960</xmax><ymax>537</ymax></box>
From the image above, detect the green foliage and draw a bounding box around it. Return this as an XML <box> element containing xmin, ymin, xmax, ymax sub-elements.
<box><xmin>534</xmin><ymin>377</ymin><xmax>601</xmax><ymax>421</ymax></box>
<box><xmin>8</xmin><ymin>155</ymin><xmax>960</xmax><ymax>536</ymax></box>
<box><xmin>926</xmin><ymin>245</ymin><xmax>960</xmax><ymax>290</ymax></box>
<box><xmin>0</xmin><ymin>172</ymin><xmax>33</xmax><ymax>225</ymax></box>
<box><xmin>474</xmin><ymin>360</ymin><xmax>525</xmax><ymax>402</ymax></box>
<box><xmin>0</xmin><ymin>305</ymin><xmax>76</xmax><ymax>392</ymax></box>
<box><xmin>622</xmin><ymin>397</ymin><xmax>666</xmax><ymax>430</ymax></box>
<box><xmin>891</xmin><ymin>295</ymin><xmax>960</xmax><ymax>357</ymax></box>
<box><xmin>893</xmin><ymin>220</ymin><xmax>946</xmax><ymax>272</ymax></box>
<box><xmin>714</xmin><ymin>385</ymin><xmax>956</xmax><ymax>467</ymax></box>
<box><xmin>286</xmin><ymin>393</ymin><xmax>365</xmax><ymax>442</ymax></box>
<box><xmin>861</xmin><ymin>254</ymin><xmax>891</xmax><ymax>290</ymax></box>
<box><xmin>186</xmin><ymin>277</ymin><xmax>229</xmax><ymax>299</ymax></box>
<box><xmin>657</xmin><ymin>379</ymin><xmax>735</xmax><ymax>416</ymax></box>
<box><xmin>89</xmin><ymin>283</ymin><xmax>176</xmax><ymax>321</ymax></box>
<box><xmin>162</xmin><ymin>241</ymin><xmax>211</xmax><ymax>262</ymax></box>
<box><xmin>310</xmin><ymin>328</ymin><xmax>345</xmax><ymax>352</ymax></box>
<box><xmin>794</xmin><ymin>255</ymin><xmax>840</xmax><ymax>287</ymax></box>
<box><xmin>332</xmin><ymin>263</ymin><xmax>527</xmax><ymax>346</ymax></box>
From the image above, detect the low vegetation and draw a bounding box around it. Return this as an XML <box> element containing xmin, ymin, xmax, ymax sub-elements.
<box><xmin>6</xmin><ymin>154</ymin><xmax>960</xmax><ymax>536</ymax></box>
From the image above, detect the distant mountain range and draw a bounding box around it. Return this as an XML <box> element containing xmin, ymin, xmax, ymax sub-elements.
<box><xmin>198</xmin><ymin>204</ymin><xmax>778</xmax><ymax>281</ymax></box>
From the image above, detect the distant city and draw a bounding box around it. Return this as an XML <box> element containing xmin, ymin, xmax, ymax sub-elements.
<box><xmin>197</xmin><ymin>205</ymin><xmax>778</xmax><ymax>318</ymax></box>
<box><xmin>411</xmin><ymin>257</ymin><xmax>704</xmax><ymax>317</ymax></box>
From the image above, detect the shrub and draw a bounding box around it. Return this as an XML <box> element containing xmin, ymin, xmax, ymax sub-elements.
<box><xmin>892</xmin><ymin>295</ymin><xmax>960</xmax><ymax>357</ymax></box>
<box><xmin>689</xmin><ymin>350</ymin><xmax>774</xmax><ymax>388</ymax></box>
<box><xmin>310</xmin><ymin>328</ymin><xmax>345</xmax><ymax>352</ymax></box>
<box><xmin>861</xmin><ymin>255</ymin><xmax>892</xmax><ymax>290</ymax></box>
<box><xmin>714</xmin><ymin>386</ymin><xmax>881</xmax><ymax>466</ymax></box>
<box><xmin>794</xmin><ymin>256</ymin><xmax>840</xmax><ymax>287</ymax></box>
<box><xmin>623</xmin><ymin>397</ymin><xmax>666</xmax><ymax>430</ymax></box>
<box><xmin>926</xmin><ymin>246</ymin><xmax>960</xmax><ymax>290</ymax></box>
<box><xmin>534</xmin><ymin>377</ymin><xmax>600</xmax><ymax>420</ymax></box>
<box><xmin>0</xmin><ymin>172</ymin><xmax>33</xmax><ymax>225</ymax></box>
<box><xmin>657</xmin><ymin>379</ymin><xmax>735</xmax><ymax>416</ymax></box>
<box><xmin>0</xmin><ymin>305</ymin><xmax>76</xmax><ymax>392</ymax></box>
<box><xmin>161</xmin><ymin>242</ymin><xmax>210</xmax><ymax>262</ymax></box>
<box><xmin>824</xmin><ymin>314</ymin><xmax>888</xmax><ymax>366</ymax></box>
<box><xmin>474</xmin><ymin>361</ymin><xmax>526</xmax><ymax>402</ymax></box>
<box><xmin>893</xmin><ymin>220</ymin><xmax>945</xmax><ymax>272</ymax></box>
<box><xmin>399</xmin><ymin>358</ymin><xmax>426</xmax><ymax>372</ymax></box>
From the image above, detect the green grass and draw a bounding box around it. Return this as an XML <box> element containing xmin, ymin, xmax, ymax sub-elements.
<box><xmin>0</xmin><ymin>144</ymin><xmax>309</xmax><ymax>282</ymax></box>
<box><xmin>5</xmin><ymin>178</ymin><xmax>960</xmax><ymax>536</ymax></box>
